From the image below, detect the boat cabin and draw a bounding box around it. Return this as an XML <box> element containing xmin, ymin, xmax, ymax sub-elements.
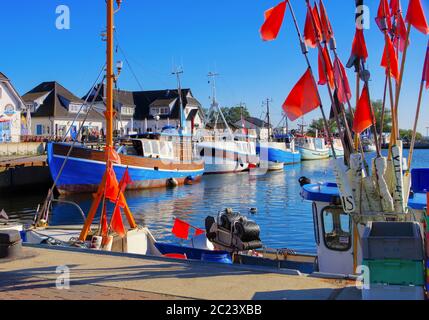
<box><xmin>301</xmin><ymin>168</ymin><xmax>428</xmax><ymax>276</ymax></box>
<box><xmin>118</xmin><ymin>132</ymin><xmax>196</xmax><ymax>162</ymax></box>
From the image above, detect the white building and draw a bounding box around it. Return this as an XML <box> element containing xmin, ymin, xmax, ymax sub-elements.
<box><xmin>23</xmin><ymin>81</ymin><xmax>104</xmax><ymax>140</ymax></box>
<box><xmin>0</xmin><ymin>72</ymin><xmax>25</xmax><ymax>143</ymax></box>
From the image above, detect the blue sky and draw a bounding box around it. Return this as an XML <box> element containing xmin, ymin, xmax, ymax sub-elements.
<box><xmin>1</xmin><ymin>0</ymin><xmax>429</xmax><ymax>134</ymax></box>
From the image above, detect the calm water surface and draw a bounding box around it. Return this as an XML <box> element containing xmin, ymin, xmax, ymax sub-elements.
<box><xmin>2</xmin><ymin>149</ymin><xmax>429</xmax><ymax>254</ymax></box>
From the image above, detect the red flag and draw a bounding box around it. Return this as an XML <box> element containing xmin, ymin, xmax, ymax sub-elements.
<box><xmin>194</xmin><ymin>228</ymin><xmax>205</xmax><ymax>236</ymax></box>
<box><xmin>172</xmin><ymin>218</ymin><xmax>190</xmax><ymax>240</ymax></box>
<box><xmin>375</xmin><ymin>0</ymin><xmax>393</xmax><ymax>31</ymax></box>
<box><xmin>422</xmin><ymin>42</ymin><xmax>429</xmax><ymax>89</ymax></box>
<box><xmin>304</xmin><ymin>7</ymin><xmax>320</xmax><ymax>48</ymax></box>
<box><xmin>381</xmin><ymin>36</ymin><xmax>400</xmax><ymax>81</ymax></box>
<box><xmin>333</xmin><ymin>57</ymin><xmax>352</xmax><ymax>104</ymax></box>
<box><xmin>394</xmin><ymin>12</ymin><xmax>410</xmax><ymax>52</ymax></box>
<box><xmin>282</xmin><ymin>68</ymin><xmax>321</xmax><ymax>121</ymax></box>
<box><xmin>318</xmin><ymin>46</ymin><xmax>335</xmax><ymax>89</ymax></box>
<box><xmin>110</xmin><ymin>206</ymin><xmax>126</xmax><ymax>238</ymax></box>
<box><xmin>105</xmin><ymin>146</ymin><xmax>121</xmax><ymax>164</ymax></box>
<box><xmin>119</xmin><ymin>168</ymin><xmax>132</xmax><ymax>192</ymax></box>
<box><xmin>390</xmin><ymin>0</ymin><xmax>401</xmax><ymax>15</ymax></box>
<box><xmin>105</xmin><ymin>167</ymin><xmax>120</xmax><ymax>204</ymax></box>
<box><xmin>319</xmin><ymin>0</ymin><xmax>333</xmax><ymax>42</ymax></box>
<box><xmin>347</xmin><ymin>28</ymin><xmax>368</xmax><ymax>69</ymax></box>
<box><xmin>353</xmin><ymin>85</ymin><xmax>374</xmax><ymax>134</ymax></box>
<box><xmin>260</xmin><ymin>1</ymin><xmax>288</xmax><ymax>41</ymax></box>
<box><xmin>406</xmin><ymin>0</ymin><xmax>429</xmax><ymax>34</ymax></box>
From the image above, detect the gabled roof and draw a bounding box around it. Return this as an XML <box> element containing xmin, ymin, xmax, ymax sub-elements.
<box><xmin>0</xmin><ymin>72</ymin><xmax>9</xmax><ymax>81</ymax></box>
<box><xmin>242</xmin><ymin>117</ymin><xmax>271</xmax><ymax>129</ymax></box>
<box><xmin>23</xmin><ymin>81</ymin><xmax>103</xmax><ymax>120</ymax></box>
<box><xmin>0</xmin><ymin>72</ymin><xmax>26</xmax><ymax>110</ymax></box>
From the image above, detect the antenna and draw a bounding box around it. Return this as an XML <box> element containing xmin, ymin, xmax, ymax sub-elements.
<box><xmin>265</xmin><ymin>98</ymin><xmax>273</xmax><ymax>142</ymax></box>
<box><xmin>207</xmin><ymin>72</ymin><xmax>233</xmax><ymax>137</ymax></box>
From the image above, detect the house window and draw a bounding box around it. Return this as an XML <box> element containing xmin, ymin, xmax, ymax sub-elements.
<box><xmin>151</xmin><ymin>107</ymin><xmax>169</xmax><ymax>116</ymax></box>
<box><xmin>121</xmin><ymin>106</ymin><xmax>134</xmax><ymax>116</ymax></box>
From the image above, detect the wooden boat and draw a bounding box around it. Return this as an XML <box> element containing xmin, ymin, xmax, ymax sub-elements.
<box><xmin>48</xmin><ymin>131</ymin><xmax>204</xmax><ymax>194</ymax></box>
<box><xmin>296</xmin><ymin>136</ymin><xmax>330</xmax><ymax>160</ymax></box>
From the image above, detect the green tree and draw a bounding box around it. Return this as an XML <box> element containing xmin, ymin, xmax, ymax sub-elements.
<box><xmin>399</xmin><ymin>129</ymin><xmax>423</xmax><ymax>142</ymax></box>
<box><xmin>308</xmin><ymin>118</ymin><xmax>337</xmax><ymax>136</ymax></box>
<box><xmin>220</xmin><ymin>106</ymin><xmax>251</xmax><ymax>124</ymax></box>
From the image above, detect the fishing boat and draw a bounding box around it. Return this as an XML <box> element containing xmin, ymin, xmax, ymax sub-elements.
<box><xmin>196</xmin><ymin>73</ymin><xmax>257</xmax><ymax>174</ymax></box>
<box><xmin>328</xmin><ymin>138</ymin><xmax>345</xmax><ymax>157</ymax></box>
<box><xmin>257</xmin><ymin>99</ymin><xmax>301</xmax><ymax>170</ymax></box>
<box><xmin>48</xmin><ymin>129</ymin><xmax>204</xmax><ymax>194</ymax></box>
<box><xmin>296</xmin><ymin>136</ymin><xmax>330</xmax><ymax>160</ymax></box>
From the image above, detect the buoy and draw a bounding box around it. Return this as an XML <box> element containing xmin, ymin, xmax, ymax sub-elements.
<box><xmin>249</xmin><ymin>208</ymin><xmax>257</xmax><ymax>214</ymax></box>
<box><xmin>298</xmin><ymin>176</ymin><xmax>311</xmax><ymax>187</ymax></box>
<box><xmin>184</xmin><ymin>176</ymin><xmax>195</xmax><ymax>185</ymax></box>
<box><xmin>167</xmin><ymin>178</ymin><xmax>179</xmax><ymax>188</ymax></box>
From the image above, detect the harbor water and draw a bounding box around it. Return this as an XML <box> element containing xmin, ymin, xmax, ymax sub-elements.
<box><xmin>2</xmin><ymin>149</ymin><xmax>429</xmax><ymax>254</ymax></box>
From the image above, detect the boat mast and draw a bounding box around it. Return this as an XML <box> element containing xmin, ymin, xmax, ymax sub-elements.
<box><xmin>105</xmin><ymin>0</ymin><xmax>115</xmax><ymax>148</ymax></box>
<box><xmin>265</xmin><ymin>98</ymin><xmax>272</xmax><ymax>142</ymax></box>
<box><xmin>208</xmin><ymin>72</ymin><xmax>233</xmax><ymax>137</ymax></box>
<box><xmin>172</xmin><ymin>68</ymin><xmax>185</xmax><ymax>133</ymax></box>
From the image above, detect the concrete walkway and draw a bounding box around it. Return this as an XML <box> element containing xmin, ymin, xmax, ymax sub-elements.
<box><xmin>0</xmin><ymin>245</ymin><xmax>361</xmax><ymax>300</ymax></box>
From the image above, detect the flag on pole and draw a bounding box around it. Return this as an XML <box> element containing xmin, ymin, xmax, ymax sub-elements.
<box><xmin>260</xmin><ymin>1</ymin><xmax>288</xmax><ymax>41</ymax></box>
<box><xmin>406</xmin><ymin>0</ymin><xmax>429</xmax><ymax>34</ymax></box>
<box><xmin>105</xmin><ymin>167</ymin><xmax>121</xmax><ymax>204</ymax></box>
<box><xmin>317</xmin><ymin>46</ymin><xmax>335</xmax><ymax>89</ymax></box>
<box><xmin>381</xmin><ymin>36</ymin><xmax>400</xmax><ymax>81</ymax></box>
<box><xmin>347</xmin><ymin>28</ymin><xmax>368</xmax><ymax>69</ymax></box>
<box><xmin>304</xmin><ymin>6</ymin><xmax>320</xmax><ymax>48</ymax></box>
<box><xmin>422</xmin><ymin>42</ymin><xmax>429</xmax><ymax>89</ymax></box>
<box><xmin>394</xmin><ymin>12</ymin><xmax>410</xmax><ymax>52</ymax></box>
<box><xmin>282</xmin><ymin>68</ymin><xmax>321</xmax><ymax>121</ymax></box>
<box><xmin>333</xmin><ymin>57</ymin><xmax>352</xmax><ymax>104</ymax></box>
<box><xmin>105</xmin><ymin>146</ymin><xmax>121</xmax><ymax>164</ymax></box>
<box><xmin>353</xmin><ymin>85</ymin><xmax>374</xmax><ymax>134</ymax></box>
<box><xmin>319</xmin><ymin>0</ymin><xmax>333</xmax><ymax>42</ymax></box>
<box><xmin>119</xmin><ymin>168</ymin><xmax>132</xmax><ymax>193</ymax></box>
<box><xmin>172</xmin><ymin>218</ymin><xmax>191</xmax><ymax>240</ymax></box>
<box><xmin>194</xmin><ymin>228</ymin><xmax>205</xmax><ymax>236</ymax></box>
<box><xmin>110</xmin><ymin>206</ymin><xmax>126</xmax><ymax>238</ymax></box>
<box><xmin>390</xmin><ymin>0</ymin><xmax>400</xmax><ymax>15</ymax></box>
<box><xmin>375</xmin><ymin>0</ymin><xmax>393</xmax><ymax>32</ymax></box>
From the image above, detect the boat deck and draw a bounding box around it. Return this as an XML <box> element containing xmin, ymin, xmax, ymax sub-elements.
<box><xmin>0</xmin><ymin>245</ymin><xmax>361</xmax><ymax>300</ymax></box>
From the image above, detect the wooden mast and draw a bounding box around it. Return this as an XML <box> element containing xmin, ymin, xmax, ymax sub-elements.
<box><xmin>79</xmin><ymin>0</ymin><xmax>136</xmax><ymax>242</ymax></box>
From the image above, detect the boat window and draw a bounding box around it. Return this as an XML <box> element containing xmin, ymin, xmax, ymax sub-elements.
<box><xmin>142</xmin><ymin>140</ymin><xmax>152</xmax><ymax>155</ymax></box>
<box><xmin>314</xmin><ymin>138</ymin><xmax>324</xmax><ymax>150</ymax></box>
<box><xmin>152</xmin><ymin>141</ymin><xmax>160</xmax><ymax>156</ymax></box>
<box><xmin>321</xmin><ymin>206</ymin><xmax>351</xmax><ymax>252</ymax></box>
<box><xmin>312</xmin><ymin>202</ymin><xmax>320</xmax><ymax>245</ymax></box>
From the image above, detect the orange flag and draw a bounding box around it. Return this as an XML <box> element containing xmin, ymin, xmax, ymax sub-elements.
<box><xmin>110</xmin><ymin>206</ymin><xmax>126</xmax><ymax>238</ymax></box>
<box><xmin>194</xmin><ymin>228</ymin><xmax>205</xmax><ymax>236</ymax></box>
<box><xmin>105</xmin><ymin>167</ymin><xmax>120</xmax><ymax>204</ymax></box>
<box><xmin>283</xmin><ymin>68</ymin><xmax>321</xmax><ymax>121</ymax></box>
<box><xmin>333</xmin><ymin>57</ymin><xmax>352</xmax><ymax>104</ymax></box>
<box><xmin>406</xmin><ymin>0</ymin><xmax>429</xmax><ymax>34</ymax></box>
<box><xmin>260</xmin><ymin>1</ymin><xmax>288</xmax><ymax>41</ymax></box>
<box><xmin>172</xmin><ymin>218</ymin><xmax>190</xmax><ymax>240</ymax></box>
<box><xmin>304</xmin><ymin>7</ymin><xmax>320</xmax><ymax>48</ymax></box>
<box><xmin>353</xmin><ymin>85</ymin><xmax>373</xmax><ymax>134</ymax></box>
<box><xmin>119</xmin><ymin>168</ymin><xmax>132</xmax><ymax>193</ymax></box>
<box><xmin>319</xmin><ymin>0</ymin><xmax>333</xmax><ymax>42</ymax></box>
<box><xmin>381</xmin><ymin>36</ymin><xmax>400</xmax><ymax>81</ymax></box>
<box><xmin>422</xmin><ymin>42</ymin><xmax>429</xmax><ymax>89</ymax></box>
<box><xmin>318</xmin><ymin>46</ymin><xmax>335</xmax><ymax>89</ymax></box>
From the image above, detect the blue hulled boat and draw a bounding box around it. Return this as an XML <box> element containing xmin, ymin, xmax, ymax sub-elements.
<box><xmin>48</xmin><ymin>132</ymin><xmax>204</xmax><ymax>194</ymax></box>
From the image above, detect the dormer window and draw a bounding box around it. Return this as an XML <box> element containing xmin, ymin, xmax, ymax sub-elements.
<box><xmin>150</xmin><ymin>107</ymin><xmax>169</xmax><ymax>116</ymax></box>
<box><xmin>121</xmin><ymin>106</ymin><xmax>134</xmax><ymax>116</ymax></box>
<box><xmin>69</xmin><ymin>103</ymin><xmax>88</xmax><ymax>113</ymax></box>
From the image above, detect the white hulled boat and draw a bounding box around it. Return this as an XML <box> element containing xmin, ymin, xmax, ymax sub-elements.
<box><xmin>296</xmin><ymin>136</ymin><xmax>330</xmax><ymax>160</ymax></box>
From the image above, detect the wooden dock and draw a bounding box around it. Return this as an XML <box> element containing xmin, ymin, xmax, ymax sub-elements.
<box><xmin>0</xmin><ymin>245</ymin><xmax>361</xmax><ymax>300</ymax></box>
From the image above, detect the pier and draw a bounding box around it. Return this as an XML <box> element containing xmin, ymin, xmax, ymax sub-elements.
<box><xmin>0</xmin><ymin>245</ymin><xmax>360</xmax><ymax>300</ymax></box>
<box><xmin>0</xmin><ymin>155</ymin><xmax>51</xmax><ymax>193</ymax></box>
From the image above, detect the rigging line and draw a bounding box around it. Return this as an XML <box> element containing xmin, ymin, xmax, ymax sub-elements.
<box><xmin>62</xmin><ymin>64</ymin><xmax>106</xmax><ymax>142</ymax></box>
<box><xmin>36</xmin><ymin>82</ymin><xmax>106</xmax><ymax>224</ymax></box>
